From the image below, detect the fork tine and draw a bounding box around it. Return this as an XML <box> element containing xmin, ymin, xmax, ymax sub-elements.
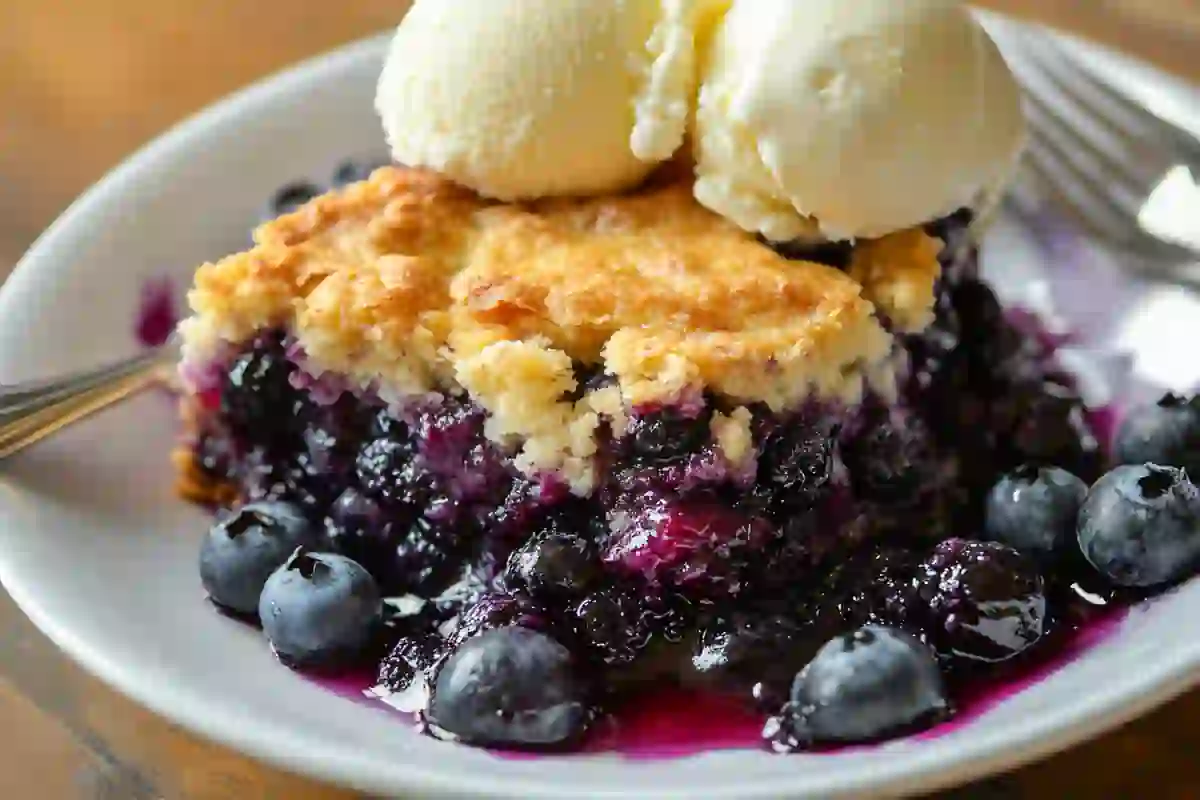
<box><xmin>994</xmin><ymin>26</ymin><xmax>1175</xmax><ymax>198</ymax></box>
<box><xmin>984</xmin><ymin>15</ymin><xmax>1200</xmax><ymax>271</ymax></box>
<box><xmin>1022</xmin><ymin>127</ymin><xmax>1200</xmax><ymax>265</ymax></box>
<box><xmin>1018</xmin><ymin>149</ymin><xmax>1200</xmax><ymax>283</ymax></box>
<box><xmin>1021</xmin><ymin>139</ymin><xmax>1148</xmax><ymax>254</ymax></box>
<box><xmin>1013</xmin><ymin>71</ymin><xmax>1189</xmax><ymax>261</ymax></box>
<box><xmin>1021</xmin><ymin>94</ymin><xmax>1151</xmax><ymax>229</ymax></box>
<box><xmin>1022</xmin><ymin>31</ymin><xmax>1200</xmax><ymax>170</ymax></box>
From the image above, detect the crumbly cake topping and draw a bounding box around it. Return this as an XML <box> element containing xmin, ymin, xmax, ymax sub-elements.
<box><xmin>848</xmin><ymin>227</ymin><xmax>943</xmax><ymax>334</ymax></box>
<box><xmin>179</xmin><ymin>166</ymin><xmax>942</xmax><ymax>489</ymax></box>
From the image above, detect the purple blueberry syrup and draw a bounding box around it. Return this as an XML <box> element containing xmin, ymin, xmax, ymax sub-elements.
<box><xmin>135</xmin><ymin>277</ymin><xmax>178</xmax><ymax>348</ymax></box>
<box><xmin>310</xmin><ymin>601</ymin><xmax>1128</xmax><ymax>760</ymax></box>
<box><xmin>186</xmin><ymin>201</ymin><xmax>1200</xmax><ymax>758</ymax></box>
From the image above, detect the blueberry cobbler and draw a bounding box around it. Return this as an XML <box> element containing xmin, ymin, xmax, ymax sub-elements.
<box><xmin>175</xmin><ymin>0</ymin><xmax>1200</xmax><ymax>756</ymax></box>
<box><xmin>175</xmin><ymin>162</ymin><xmax>1200</xmax><ymax>752</ymax></box>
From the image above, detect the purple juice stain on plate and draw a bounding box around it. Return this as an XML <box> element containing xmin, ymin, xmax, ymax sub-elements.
<box><xmin>313</xmin><ymin>604</ymin><xmax>1130</xmax><ymax>760</ymax></box>
<box><xmin>135</xmin><ymin>277</ymin><xmax>178</xmax><ymax>348</ymax></box>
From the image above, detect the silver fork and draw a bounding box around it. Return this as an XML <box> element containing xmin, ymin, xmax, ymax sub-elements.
<box><xmin>0</xmin><ymin>336</ymin><xmax>179</xmax><ymax>460</ymax></box>
<box><xmin>982</xmin><ymin>15</ymin><xmax>1200</xmax><ymax>284</ymax></box>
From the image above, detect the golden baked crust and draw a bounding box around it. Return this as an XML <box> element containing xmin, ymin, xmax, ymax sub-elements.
<box><xmin>179</xmin><ymin>165</ymin><xmax>941</xmax><ymax>489</ymax></box>
<box><xmin>848</xmin><ymin>227</ymin><xmax>943</xmax><ymax>334</ymax></box>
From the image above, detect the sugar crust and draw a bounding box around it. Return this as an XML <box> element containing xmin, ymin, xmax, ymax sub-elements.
<box><xmin>179</xmin><ymin>166</ymin><xmax>941</xmax><ymax>489</ymax></box>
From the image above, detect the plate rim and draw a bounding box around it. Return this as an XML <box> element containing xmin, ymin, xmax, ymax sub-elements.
<box><xmin>3</xmin><ymin>22</ymin><xmax>1200</xmax><ymax>800</ymax></box>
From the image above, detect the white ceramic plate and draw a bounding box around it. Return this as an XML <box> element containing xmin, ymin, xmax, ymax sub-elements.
<box><xmin>2</xmin><ymin>24</ymin><xmax>1200</xmax><ymax>800</ymax></box>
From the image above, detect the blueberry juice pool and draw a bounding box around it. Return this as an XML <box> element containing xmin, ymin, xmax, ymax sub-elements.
<box><xmin>185</xmin><ymin>181</ymin><xmax>1199</xmax><ymax>757</ymax></box>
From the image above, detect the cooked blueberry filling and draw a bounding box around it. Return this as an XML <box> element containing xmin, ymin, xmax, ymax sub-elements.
<box><xmin>918</xmin><ymin>539</ymin><xmax>1047</xmax><ymax>665</ymax></box>
<box><xmin>186</xmin><ymin>210</ymin><xmax>1200</xmax><ymax>753</ymax></box>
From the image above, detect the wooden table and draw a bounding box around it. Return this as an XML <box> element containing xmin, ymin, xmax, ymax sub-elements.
<box><xmin>1</xmin><ymin>1</ymin><xmax>1198</xmax><ymax>797</ymax></box>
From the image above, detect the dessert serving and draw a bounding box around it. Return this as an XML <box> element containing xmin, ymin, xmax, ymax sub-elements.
<box><xmin>176</xmin><ymin>0</ymin><xmax>1200</xmax><ymax>755</ymax></box>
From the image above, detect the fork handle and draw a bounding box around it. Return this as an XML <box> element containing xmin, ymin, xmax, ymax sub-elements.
<box><xmin>0</xmin><ymin>350</ymin><xmax>175</xmax><ymax>460</ymax></box>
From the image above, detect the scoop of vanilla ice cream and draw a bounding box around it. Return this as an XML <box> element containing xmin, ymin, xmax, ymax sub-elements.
<box><xmin>692</xmin><ymin>0</ymin><xmax>1025</xmax><ymax>242</ymax></box>
<box><xmin>376</xmin><ymin>0</ymin><xmax>708</xmax><ymax>201</ymax></box>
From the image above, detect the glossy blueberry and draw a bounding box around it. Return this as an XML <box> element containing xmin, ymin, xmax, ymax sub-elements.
<box><xmin>220</xmin><ymin>334</ymin><xmax>298</xmax><ymax>439</ymax></box>
<box><xmin>506</xmin><ymin>533</ymin><xmax>596</xmax><ymax>595</ymax></box>
<box><xmin>776</xmin><ymin>626</ymin><xmax>949</xmax><ymax>747</ymax></box>
<box><xmin>572</xmin><ymin>583</ymin><xmax>693</xmax><ymax>669</ymax></box>
<box><xmin>1077</xmin><ymin>464</ymin><xmax>1200</xmax><ymax>588</ymax></box>
<box><xmin>389</xmin><ymin>517</ymin><xmax>469</xmax><ymax>597</ymax></box>
<box><xmin>198</xmin><ymin>501</ymin><xmax>317</xmax><ymax>615</ymax></box>
<box><xmin>807</xmin><ymin>548</ymin><xmax>923</xmax><ymax>635</ymax></box>
<box><xmin>446</xmin><ymin>592</ymin><xmax>552</xmax><ymax>650</ymax></box>
<box><xmin>378</xmin><ymin>633</ymin><xmax>445</xmax><ymax>694</ymax></box>
<box><xmin>354</xmin><ymin>431</ymin><xmax>433</xmax><ymax>508</ymax></box>
<box><xmin>258</xmin><ymin>550</ymin><xmax>382</xmax><ymax>669</ymax></box>
<box><xmin>428</xmin><ymin>627</ymin><xmax>590</xmax><ymax>749</ymax></box>
<box><xmin>1114</xmin><ymin>394</ymin><xmax>1200</xmax><ymax>475</ymax></box>
<box><xmin>622</xmin><ymin>406</ymin><xmax>711</xmax><ymax>463</ymax></box>
<box><xmin>985</xmin><ymin>465</ymin><xmax>1088</xmax><ymax>561</ymax></box>
<box><xmin>504</xmin><ymin>510</ymin><xmax>599</xmax><ymax>596</ymax></box>
<box><xmin>749</xmin><ymin>419</ymin><xmax>836</xmax><ymax>516</ymax></box>
<box><xmin>269</xmin><ymin>181</ymin><xmax>321</xmax><ymax>215</ymax></box>
<box><xmin>919</xmin><ymin>539</ymin><xmax>1046</xmax><ymax>663</ymax></box>
<box><xmin>323</xmin><ymin>489</ymin><xmax>463</xmax><ymax>596</ymax></box>
<box><xmin>687</xmin><ymin>614</ymin><xmax>815</xmax><ymax>710</ymax></box>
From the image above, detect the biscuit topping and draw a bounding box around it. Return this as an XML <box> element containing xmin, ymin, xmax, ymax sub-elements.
<box><xmin>180</xmin><ymin>166</ymin><xmax>942</xmax><ymax>487</ymax></box>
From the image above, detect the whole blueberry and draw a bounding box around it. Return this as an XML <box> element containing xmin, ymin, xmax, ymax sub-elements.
<box><xmin>428</xmin><ymin>627</ymin><xmax>591</xmax><ymax>749</ymax></box>
<box><xmin>985</xmin><ymin>465</ymin><xmax>1088</xmax><ymax>561</ymax></box>
<box><xmin>778</xmin><ymin>626</ymin><xmax>949</xmax><ymax>747</ymax></box>
<box><xmin>1077</xmin><ymin>464</ymin><xmax>1200</xmax><ymax>588</ymax></box>
<box><xmin>258</xmin><ymin>550</ymin><xmax>382</xmax><ymax>669</ymax></box>
<box><xmin>199</xmin><ymin>501</ymin><xmax>317</xmax><ymax>615</ymax></box>
<box><xmin>1114</xmin><ymin>394</ymin><xmax>1200</xmax><ymax>475</ymax></box>
<box><xmin>919</xmin><ymin>539</ymin><xmax>1046</xmax><ymax>664</ymax></box>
